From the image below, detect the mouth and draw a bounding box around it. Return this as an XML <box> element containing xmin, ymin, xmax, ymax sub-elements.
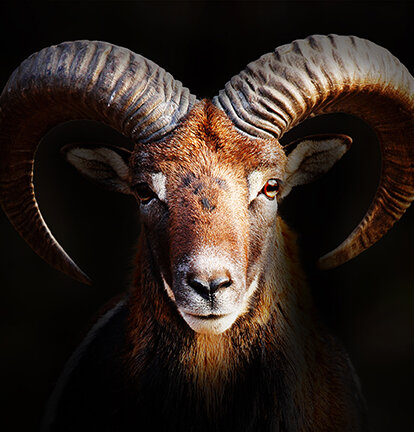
<box><xmin>180</xmin><ymin>310</ymin><xmax>239</xmax><ymax>334</ymax></box>
<box><xmin>187</xmin><ymin>313</ymin><xmax>230</xmax><ymax>320</ymax></box>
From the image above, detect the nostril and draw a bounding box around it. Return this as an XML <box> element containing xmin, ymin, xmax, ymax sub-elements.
<box><xmin>188</xmin><ymin>277</ymin><xmax>210</xmax><ymax>297</ymax></box>
<box><xmin>187</xmin><ymin>275</ymin><xmax>233</xmax><ymax>298</ymax></box>
<box><xmin>210</xmin><ymin>277</ymin><xmax>232</xmax><ymax>293</ymax></box>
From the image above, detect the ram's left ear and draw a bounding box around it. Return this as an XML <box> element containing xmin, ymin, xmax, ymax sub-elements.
<box><xmin>62</xmin><ymin>143</ymin><xmax>132</xmax><ymax>194</ymax></box>
<box><xmin>280</xmin><ymin>134</ymin><xmax>352</xmax><ymax>199</ymax></box>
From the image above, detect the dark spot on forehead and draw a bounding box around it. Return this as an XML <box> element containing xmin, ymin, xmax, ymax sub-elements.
<box><xmin>182</xmin><ymin>173</ymin><xmax>196</xmax><ymax>187</ymax></box>
<box><xmin>179</xmin><ymin>172</ymin><xmax>228</xmax><ymax>203</ymax></box>
<box><xmin>200</xmin><ymin>197</ymin><xmax>216</xmax><ymax>212</ymax></box>
<box><xmin>193</xmin><ymin>183</ymin><xmax>204</xmax><ymax>195</ymax></box>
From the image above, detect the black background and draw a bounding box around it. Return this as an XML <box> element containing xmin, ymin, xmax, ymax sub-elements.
<box><xmin>0</xmin><ymin>1</ymin><xmax>413</xmax><ymax>430</ymax></box>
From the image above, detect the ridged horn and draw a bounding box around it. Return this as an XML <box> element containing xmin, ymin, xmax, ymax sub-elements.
<box><xmin>0</xmin><ymin>40</ymin><xmax>196</xmax><ymax>284</ymax></box>
<box><xmin>213</xmin><ymin>34</ymin><xmax>414</xmax><ymax>269</ymax></box>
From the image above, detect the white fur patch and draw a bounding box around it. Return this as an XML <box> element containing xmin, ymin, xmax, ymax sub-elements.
<box><xmin>179</xmin><ymin>310</ymin><xmax>240</xmax><ymax>335</ymax></box>
<box><xmin>247</xmin><ymin>170</ymin><xmax>264</xmax><ymax>202</ymax></box>
<box><xmin>151</xmin><ymin>172</ymin><xmax>167</xmax><ymax>202</ymax></box>
<box><xmin>177</xmin><ymin>247</ymin><xmax>239</xmax><ymax>280</ymax></box>
<box><xmin>245</xmin><ymin>274</ymin><xmax>260</xmax><ymax>302</ymax></box>
<box><xmin>193</xmin><ymin>250</ymin><xmax>235</xmax><ymax>273</ymax></box>
<box><xmin>162</xmin><ymin>275</ymin><xmax>176</xmax><ymax>301</ymax></box>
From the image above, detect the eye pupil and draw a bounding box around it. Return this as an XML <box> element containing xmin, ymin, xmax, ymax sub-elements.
<box><xmin>134</xmin><ymin>183</ymin><xmax>155</xmax><ymax>203</ymax></box>
<box><xmin>263</xmin><ymin>179</ymin><xmax>280</xmax><ymax>199</ymax></box>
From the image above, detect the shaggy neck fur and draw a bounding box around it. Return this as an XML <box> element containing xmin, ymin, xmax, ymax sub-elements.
<box><xmin>122</xmin><ymin>218</ymin><xmax>328</xmax><ymax>430</ymax></box>
<box><xmin>120</xmin><ymin>101</ymin><xmax>364</xmax><ymax>431</ymax></box>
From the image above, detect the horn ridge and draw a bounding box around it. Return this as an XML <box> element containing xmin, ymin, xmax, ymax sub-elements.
<box><xmin>213</xmin><ymin>34</ymin><xmax>414</xmax><ymax>268</ymax></box>
<box><xmin>0</xmin><ymin>40</ymin><xmax>196</xmax><ymax>283</ymax></box>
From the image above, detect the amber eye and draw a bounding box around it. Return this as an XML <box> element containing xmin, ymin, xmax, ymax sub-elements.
<box><xmin>134</xmin><ymin>183</ymin><xmax>156</xmax><ymax>204</ymax></box>
<box><xmin>262</xmin><ymin>179</ymin><xmax>280</xmax><ymax>199</ymax></box>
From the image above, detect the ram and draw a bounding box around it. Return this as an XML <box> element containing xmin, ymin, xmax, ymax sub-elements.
<box><xmin>1</xmin><ymin>35</ymin><xmax>413</xmax><ymax>431</ymax></box>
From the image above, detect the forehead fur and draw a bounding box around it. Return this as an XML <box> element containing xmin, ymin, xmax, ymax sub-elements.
<box><xmin>131</xmin><ymin>100</ymin><xmax>287</xmax><ymax>176</ymax></box>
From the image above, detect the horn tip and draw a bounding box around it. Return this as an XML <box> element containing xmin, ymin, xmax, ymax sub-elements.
<box><xmin>317</xmin><ymin>251</ymin><xmax>345</xmax><ymax>270</ymax></box>
<box><xmin>317</xmin><ymin>256</ymin><xmax>331</xmax><ymax>271</ymax></box>
<box><xmin>76</xmin><ymin>271</ymin><xmax>93</xmax><ymax>286</ymax></box>
<box><xmin>61</xmin><ymin>258</ymin><xmax>93</xmax><ymax>285</ymax></box>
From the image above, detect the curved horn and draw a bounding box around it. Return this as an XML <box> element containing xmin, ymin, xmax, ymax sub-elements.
<box><xmin>0</xmin><ymin>40</ymin><xmax>196</xmax><ymax>284</ymax></box>
<box><xmin>213</xmin><ymin>34</ymin><xmax>414</xmax><ymax>269</ymax></box>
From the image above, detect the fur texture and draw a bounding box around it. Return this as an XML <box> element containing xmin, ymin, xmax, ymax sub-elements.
<box><xmin>46</xmin><ymin>101</ymin><xmax>367</xmax><ymax>431</ymax></box>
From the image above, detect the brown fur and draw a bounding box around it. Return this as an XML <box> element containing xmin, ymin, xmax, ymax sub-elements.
<box><xmin>118</xmin><ymin>101</ymin><xmax>366</xmax><ymax>431</ymax></box>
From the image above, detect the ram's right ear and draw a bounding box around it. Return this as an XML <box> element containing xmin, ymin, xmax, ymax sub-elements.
<box><xmin>62</xmin><ymin>143</ymin><xmax>132</xmax><ymax>194</ymax></box>
<box><xmin>280</xmin><ymin>134</ymin><xmax>352</xmax><ymax>199</ymax></box>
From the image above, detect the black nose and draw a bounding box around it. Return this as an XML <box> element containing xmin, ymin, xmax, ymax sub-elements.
<box><xmin>188</xmin><ymin>275</ymin><xmax>232</xmax><ymax>298</ymax></box>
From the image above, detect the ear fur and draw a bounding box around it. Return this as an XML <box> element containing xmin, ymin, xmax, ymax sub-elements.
<box><xmin>280</xmin><ymin>134</ymin><xmax>352</xmax><ymax>199</ymax></box>
<box><xmin>62</xmin><ymin>143</ymin><xmax>132</xmax><ymax>194</ymax></box>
